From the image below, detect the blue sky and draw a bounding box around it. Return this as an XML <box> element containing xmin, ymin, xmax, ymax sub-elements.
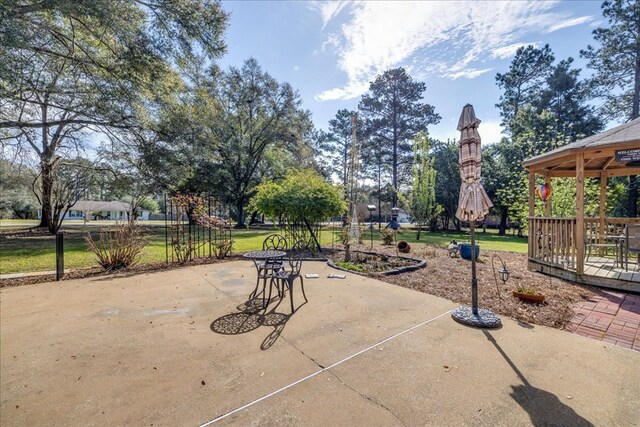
<box><xmin>218</xmin><ymin>0</ymin><xmax>606</xmax><ymax>144</ymax></box>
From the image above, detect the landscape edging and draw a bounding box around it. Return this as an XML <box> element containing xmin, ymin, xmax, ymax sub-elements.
<box><xmin>327</xmin><ymin>250</ymin><xmax>426</xmax><ymax>276</ymax></box>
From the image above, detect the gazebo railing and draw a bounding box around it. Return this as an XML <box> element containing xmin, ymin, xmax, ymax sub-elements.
<box><xmin>585</xmin><ymin>217</ymin><xmax>640</xmax><ymax>237</ymax></box>
<box><xmin>528</xmin><ymin>217</ymin><xmax>577</xmax><ymax>270</ymax></box>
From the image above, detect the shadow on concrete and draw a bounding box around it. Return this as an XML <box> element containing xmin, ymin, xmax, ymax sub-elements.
<box><xmin>210</xmin><ymin>297</ymin><xmax>305</xmax><ymax>351</ymax></box>
<box><xmin>483</xmin><ymin>331</ymin><xmax>594</xmax><ymax>427</ymax></box>
<box><xmin>516</xmin><ymin>320</ymin><xmax>534</xmax><ymax>330</ymax></box>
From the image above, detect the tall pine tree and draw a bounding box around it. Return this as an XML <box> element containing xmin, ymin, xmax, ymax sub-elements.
<box><xmin>358</xmin><ymin>68</ymin><xmax>440</xmax><ymax>208</ymax></box>
<box><xmin>581</xmin><ymin>0</ymin><xmax>640</xmax><ymax>216</ymax></box>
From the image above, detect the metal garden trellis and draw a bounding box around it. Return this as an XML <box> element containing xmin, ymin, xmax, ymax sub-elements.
<box><xmin>164</xmin><ymin>193</ymin><xmax>233</xmax><ymax>264</ymax></box>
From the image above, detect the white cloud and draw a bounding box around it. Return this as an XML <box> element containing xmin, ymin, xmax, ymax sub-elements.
<box><xmin>293</xmin><ymin>65</ymin><xmax>300</xmax><ymax>72</ymax></box>
<box><xmin>314</xmin><ymin>81</ymin><xmax>369</xmax><ymax>102</ymax></box>
<box><xmin>313</xmin><ymin>1</ymin><xmax>579</xmax><ymax>101</ymax></box>
<box><xmin>478</xmin><ymin>120</ymin><xmax>505</xmax><ymax>145</ymax></box>
<box><xmin>546</xmin><ymin>16</ymin><xmax>593</xmax><ymax>33</ymax></box>
<box><xmin>491</xmin><ymin>42</ymin><xmax>540</xmax><ymax>59</ymax></box>
<box><xmin>443</xmin><ymin>68</ymin><xmax>493</xmax><ymax>80</ymax></box>
<box><xmin>307</xmin><ymin>1</ymin><xmax>350</xmax><ymax>29</ymax></box>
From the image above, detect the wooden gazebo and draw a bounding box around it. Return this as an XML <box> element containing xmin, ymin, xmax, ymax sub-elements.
<box><xmin>522</xmin><ymin>118</ymin><xmax>640</xmax><ymax>290</ymax></box>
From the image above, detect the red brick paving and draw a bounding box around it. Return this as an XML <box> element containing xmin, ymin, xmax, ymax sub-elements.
<box><xmin>568</xmin><ymin>291</ymin><xmax>640</xmax><ymax>351</ymax></box>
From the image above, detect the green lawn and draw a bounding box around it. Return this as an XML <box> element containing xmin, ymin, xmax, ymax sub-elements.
<box><xmin>0</xmin><ymin>222</ymin><xmax>527</xmax><ymax>274</ymax></box>
<box><xmin>386</xmin><ymin>227</ymin><xmax>528</xmax><ymax>253</ymax></box>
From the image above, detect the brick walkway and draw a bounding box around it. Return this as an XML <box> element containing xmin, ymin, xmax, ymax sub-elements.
<box><xmin>567</xmin><ymin>290</ymin><xmax>640</xmax><ymax>351</ymax></box>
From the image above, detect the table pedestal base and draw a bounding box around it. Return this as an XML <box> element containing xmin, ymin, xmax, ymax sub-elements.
<box><xmin>451</xmin><ymin>306</ymin><xmax>502</xmax><ymax>329</ymax></box>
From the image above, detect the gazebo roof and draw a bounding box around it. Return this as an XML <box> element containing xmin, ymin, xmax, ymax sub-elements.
<box><xmin>523</xmin><ymin>118</ymin><xmax>640</xmax><ymax>177</ymax></box>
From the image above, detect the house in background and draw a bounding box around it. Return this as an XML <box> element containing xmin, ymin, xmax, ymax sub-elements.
<box><xmin>38</xmin><ymin>200</ymin><xmax>150</xmax><ymax>221</ymax></box>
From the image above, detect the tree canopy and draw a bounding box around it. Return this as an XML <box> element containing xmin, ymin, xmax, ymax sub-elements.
<box><xmin>398</xmin><ymin>132</ymin><xmax>438</xmax><ymax>240</ymax></box>
<box><xmin>0</xmin><ymin>0</ymin><xmax>229</xmax><ymax>232</ymax></box>
<box><xmin>156</xmin><ymin>59</ymin><xmax>315</xmax><ymax>228</ymax></box>
<box><xmin>252</xmin><ymin>170</ymin><xmax>345</xmax><ymax>226</ymax></box>
<box><xmin>581</xmin><ymin>0</ymin><xmax>640</xmax><ymax>121</ymax></box>
<box><xmin>358</xmin><ymin>68</ymin><xmax>440</xmax><ymax>207</ymax></box>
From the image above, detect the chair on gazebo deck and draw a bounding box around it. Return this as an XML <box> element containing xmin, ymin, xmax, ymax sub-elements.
<box><xmin>624</xmin><ymin>224</ymin><xmax>640</xmax><ymax>271</ymax></box>
<box><xmin>585</xmin><ymin>226</ymin><xmax>620</xmax><ymax>266</ymax></box>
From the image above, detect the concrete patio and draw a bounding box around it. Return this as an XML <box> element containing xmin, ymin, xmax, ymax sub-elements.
<box><xmin>1</xmin><ymin>260</ymin><xmax>638</xmax><ymax>426</ymax></box>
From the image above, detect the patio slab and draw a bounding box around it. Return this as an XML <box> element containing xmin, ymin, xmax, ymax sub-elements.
<box><xmin>1</xmin><ymin>261</ymin><xmax>639</xmax><ymax>426</ymax></box>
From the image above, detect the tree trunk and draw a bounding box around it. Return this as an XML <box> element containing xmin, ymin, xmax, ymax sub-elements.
<box><xmin>249</xmin><ymin>210</ymin><xmax>258</xmax><ymax>225</ymax></box>
<box><xmin>498</xmin><ymin>208</ymin><xmax>509</xmax><ymax>236</ymax></box>
<box><xmin>632</xmin><ymin>55</ymin><xmax>639</xmax><ymax>120</ymax></box>
<box><xmin>234</xmin><ymin>199</ymin><xmax>247</xmax><ymax>229</ymax></box>
<box><xmin>392</xmin><ymin>141</ymin><xmax>398</xmax><ymax>208</ymax></box>
<box><xmin>416</xmin><ymin>224</ymin><xmax>421</xmax><ymax>240</ymax></box>
<box><xmin>37</xmin><ymin>160</ymin><xmax>55</xmax><ymax>233</ymax></box>
<box><xmin>377</xmin><ymin>165</ymin><xmax>382</xmax><ymax>229</ymax></box>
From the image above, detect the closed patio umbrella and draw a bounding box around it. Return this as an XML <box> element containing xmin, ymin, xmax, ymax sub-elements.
<box><xmin>451</xmin><ymin>104</ymin><xmax>501</xmax><ymax>328</ymax></box>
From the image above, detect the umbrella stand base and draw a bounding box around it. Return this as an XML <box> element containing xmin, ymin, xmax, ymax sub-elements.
<box><xmin>451</xmin><ymin>306</ymin><xmax>502</xmax><ymax>329</ymax></box>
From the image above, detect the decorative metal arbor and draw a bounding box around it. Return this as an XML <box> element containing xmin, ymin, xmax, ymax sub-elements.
<box><xmin>164</xmin><ymin>193</ymin><xmax>233</xmax><ymax>263</ymax></box>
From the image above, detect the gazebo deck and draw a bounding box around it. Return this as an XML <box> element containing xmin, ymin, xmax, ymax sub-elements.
<box><xmin>584</xmin><ymin>256</ymin><xmax>640</xmax><ymax>282</ymax></box>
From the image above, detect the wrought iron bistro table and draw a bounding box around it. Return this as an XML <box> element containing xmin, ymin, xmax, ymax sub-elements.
<box><xmin>242</xmin><ymin>250</ymin><xmax>287</xmax><ymax>261</ymax></box>
<box><xmin>243</xmin><ymin>250</ymin><xmax>287</xmax><ymax>306</ymax></box>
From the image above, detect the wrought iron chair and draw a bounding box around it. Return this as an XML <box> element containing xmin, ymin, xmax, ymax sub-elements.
<box><xmin>249</xmin><ymin>234</ymin><xmax>288</xmax><ymax>303</ymax></box>
<box><xmin>269</xmin><ymin>240</ymin><xmax>308</xmax><ymax>313</ymax></box>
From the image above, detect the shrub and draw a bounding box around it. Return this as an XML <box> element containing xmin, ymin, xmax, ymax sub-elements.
<box><xmin>381</xmin><ymin>228</ymin><xmax>395</xmax><ymax>245</ymax></box>
<box><xmin>212</xmin><ymin>240</ymin><xmax>234</xmax><ymax>259</ymax></box>
<box><xmin>85</xmin><ymin>222</ymin><xmax>147</xmax><ymax>271</ymax></box>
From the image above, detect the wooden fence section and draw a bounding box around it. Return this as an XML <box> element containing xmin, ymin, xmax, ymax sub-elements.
<box><xmin>528</xmin><ymin>217</ymin><xmax>577</xmax><ymax>270</ymax></box>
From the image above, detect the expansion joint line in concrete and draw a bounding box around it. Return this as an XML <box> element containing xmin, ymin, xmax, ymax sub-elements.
<box><xmin>198</xmin><ymin>310</ymin><xmax>452</xmax><ymax>426</ymax></box>
<box><xmin>328</xmin><ymin>369</ymin><xmax>408</xmax><ymax>427</ymax></box>
<box><xmin>279</xmin><ymin>335</ymin><xmax>326</xmax><ymax>369</ymax></box>
<box><xmin>280</xmin><ymin>331</ymin><xmax>406</xmax><ymax>424</ymax></box>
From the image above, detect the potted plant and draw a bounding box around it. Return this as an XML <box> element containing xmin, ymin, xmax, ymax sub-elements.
<box><xmin>513</xmin><ymin>287</ymin><xmax>545</xmax><ymax>303</ymax></box>
<box><xmin>397</xmin><ymin>241</ymin><xmax>411</xmax><ymax>253</ymax></box>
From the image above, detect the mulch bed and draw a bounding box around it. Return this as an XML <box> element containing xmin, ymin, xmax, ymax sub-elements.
<box><xmin>340</xmin><ymin>242</ymin><xmax>601</xmax><ymax>329</ymax></box>
<box><xmin>328</xmin><ymin>250</ymin><xmax>425</xmax><ymax>274</ymax></box>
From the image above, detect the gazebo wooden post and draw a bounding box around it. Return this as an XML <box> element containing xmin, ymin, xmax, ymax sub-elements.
<box><xmin>544</xmin><ymin>173</ymin><xmax>551</xmax><ymax>217</ymax></box>
<box><xmin>599</xmin><ymin>171</ymin><xmax>607</xmax><ymax>236</ymax></box>
<box><xmin>528</xmin><ymin>170</ymin><xmax>536</xmax><ymax>260</ymax></box>
<box><xmin>529</xmin><ymin>170</ymin><xmax>536</xmax><ymax>217</ymax></box>
<box><xmin>576</xmin><ymin>153</ymin><xmax>585</xmax><ymax>274</ymax></box>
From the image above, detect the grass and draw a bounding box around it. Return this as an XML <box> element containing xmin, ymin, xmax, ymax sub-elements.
<box><xmin>0</xmin><ymin>222</ymin><xmax>528</xmax><ymax>274</ymax></box>
<box><xmin>335</xmin><ymin>261</ymin><xmax>368</xmax><ymax>273</ymax></box>
<box><xmin>363</xmin><ymin>227</ymin><xmax>528</xmax><ymax>253</ymax></box>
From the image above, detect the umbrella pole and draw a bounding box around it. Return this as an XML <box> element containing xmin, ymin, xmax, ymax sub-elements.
<box><xmin>470</xmin><ymin>220</ymin><xmax>478</xmax><ymax>315</ymax></box>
